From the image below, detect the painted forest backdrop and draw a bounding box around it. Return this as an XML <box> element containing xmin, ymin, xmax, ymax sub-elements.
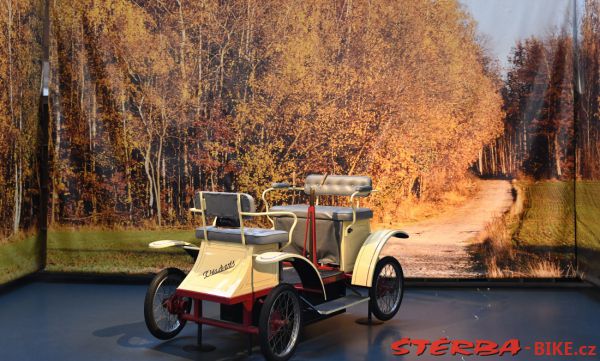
<box><xmin>0</xmin><ymin>0</ymin><xmax>43</xmax><ymax>284</ymax></box>
<box><xmin>49</xmin><ymin>0</ymin><xmax>504</xmax><ymax>227</ymax></box>
<box><xmin>1</xmin><ymin>0</ymin><xmax>600</xmax><ymax>280</ymax></box>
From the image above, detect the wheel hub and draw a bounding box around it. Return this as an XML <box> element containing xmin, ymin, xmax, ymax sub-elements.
<box><xmin>163</xmin><ymin>295</ymin><xmax>188</xmax><ymax>315</ymax></box>
<box><xmin>377</xmin><ymin>279</ymin><xmax>395</xmax><ymax>296</ymax></box>
<box><xmin>269</xmin><ymin>310</ymin><xmax>288</xmax><ymax>337</ymax></box>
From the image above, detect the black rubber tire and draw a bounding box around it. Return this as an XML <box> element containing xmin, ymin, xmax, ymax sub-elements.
<box><xmin>369</xmin><ymin>256</ymin><xmax>404</xmax><ymax>321</ymax></box>
<box><xmin>144</xmin><ymin>268</ymin><xmax>188</xmax><ymax>340</ymax></box>
<box><xmin>259</xmin><ymin>284</ymin><xmax>302</xmax><ymax>361</ymax></box>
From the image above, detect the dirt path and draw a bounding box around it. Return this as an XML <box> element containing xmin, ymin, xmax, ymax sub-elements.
<box><xmin>381</xmin><ymin>180</ymin><xmax>514</xmax><ymax>278</ymax></box>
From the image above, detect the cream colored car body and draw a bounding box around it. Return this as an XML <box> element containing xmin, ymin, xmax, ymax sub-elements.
<box><xmin>351</xmin><ymin>229</ymin><xmax>408</xmax><ymax>287</ymax></box>
<box><xmin>155</xmin><ymin>227</ymin><xmax>406</xmax><ymax>300</ymax></box>
<box><xmin>339</xmin><ymin>218</ymin><xmax>371</xmax><ymax>272</ymax></box>
<box><xmin>177</xmin><ymin>240</ymin><xmax>280</xmax><ymax>299</ymax></box>
<box><xmin>255</xmin><ymin>252</ymin><xmax>326</xmax><ymax>298</ymax></box>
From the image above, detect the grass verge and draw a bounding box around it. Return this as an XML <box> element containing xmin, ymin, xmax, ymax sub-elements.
<box><xmin>474</xmin><ymin>180</ymin><xmax>577</xmax><ymax>278</ymax></box>
<box><xmin>46</xmin><ymin>229</ymin><xmax>198</xmax><ymax>273</ymax></box>
<box><xmin>0</xmin><ymin>234</ymin><xmax>40</xmax><ymax>284</ymax></box>
<box><xmin>575</xmin><ymin>181</ymin><xmax>600</xmax><ymax>279</ymax></box>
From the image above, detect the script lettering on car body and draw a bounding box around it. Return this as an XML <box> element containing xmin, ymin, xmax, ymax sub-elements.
<box><xmin>203</xmin><ymin>260</ymin><xmax>236</xmax><ymax>278</ymax></box>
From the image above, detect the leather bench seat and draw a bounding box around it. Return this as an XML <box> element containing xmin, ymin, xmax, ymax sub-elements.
<box><xmin>195</xmin><ymin>226</ymin><xmax>288</xmax><ymax>245</ymax></box>
<box><xmin>270</xmin><ymin>204</ymin><xmax>373</xmax><ymax>221</ymax></box>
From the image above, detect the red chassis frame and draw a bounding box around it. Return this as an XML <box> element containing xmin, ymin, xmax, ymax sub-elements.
<box><xmin>174</xmin><ymin>267</ymin><xmax>349</xmax><ymax>335</ymax></box>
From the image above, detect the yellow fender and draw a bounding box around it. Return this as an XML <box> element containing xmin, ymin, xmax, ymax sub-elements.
<box><xmin>256</xmin><ymin>252</ymin><xmax>327</xmax><ymax>300</ymax></box>
<box><xmin>351</xmin><ymin>229</ymin><xmax>409</xmax><ymax>287</ymax></box>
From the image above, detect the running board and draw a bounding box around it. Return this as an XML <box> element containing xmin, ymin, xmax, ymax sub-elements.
<box><xmin>312</xmin><ymin>295</ymin><xmax>370</xmax><ymax>315</ymax></box>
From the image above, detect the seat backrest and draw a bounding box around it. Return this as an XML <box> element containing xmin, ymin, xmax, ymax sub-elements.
<box><xmin>194</xmin><ymin>191</ymin><xmax>255</xmax><ymax>222</ymax></box>
<box><xmin>304</xmin><ymin>174</ymin><xmax>372</xmax><ymax>196</ymax></box>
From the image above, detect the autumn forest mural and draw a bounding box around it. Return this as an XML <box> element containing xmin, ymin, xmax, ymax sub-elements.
<box><xmin>1</xmin><ymin>0</ymin><xmax>599</xmax><ymax>282</ymax></box>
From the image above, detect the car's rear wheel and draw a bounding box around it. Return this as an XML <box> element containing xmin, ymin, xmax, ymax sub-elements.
<box><xmin>259</xmin><ymin>284</ymin><xmax>302</xmax><ymax>361</ymax></box>
<box><xmin>144</xmin><ymin>268</ymin><xmax>190</xmax><ymax>340</ymax></box>
<box><xmin>369</xmin><ymin>256</ymin><xmax>404</xmax><ymax>321</ymax></box>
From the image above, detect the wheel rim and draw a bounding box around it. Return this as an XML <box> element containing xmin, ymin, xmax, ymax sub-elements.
<box><xmin>152</xmin><ymin>276</ymin><xmax>182</xmax><ymax>333</ymax></box>
<box><xmin>375</xmin><ymin>263</ymin><xmax>401</xmax><ymax>315</ymax></box>
<box><xmin>267</xmin><ymin>291</ymin><xmax>300</xmax><ymax>357</ymax></box>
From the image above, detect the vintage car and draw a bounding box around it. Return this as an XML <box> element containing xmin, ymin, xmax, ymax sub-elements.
<box><xmin>144</xmin><ymin>174</ymin><xmax>408</xmax><ymax>361</ymax></box>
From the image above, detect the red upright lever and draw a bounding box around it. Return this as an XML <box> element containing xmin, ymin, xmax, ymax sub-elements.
<box><xmin>303</xmin><ymin>175</ymin><xmax>328</xmax><ymax>267</ymax></box>
<box><xmin>302</xmin><ymin>187</ymin><xmax>318</xmax><ymax>265</ymax></box>
<box><xmin>308</xmin><ymin>188</ymin><xmax>318</xmax><ymax>266</ymax></box>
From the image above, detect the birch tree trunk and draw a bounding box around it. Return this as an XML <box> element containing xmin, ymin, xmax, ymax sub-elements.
<box><xmin>554</xmin><ymin>133</ymin><xmax>562</xmax><ymax>177</ymax></box>
<box><xmin>144</xmin><ymin>143</ymin><xmax>154</xmax><ymax>218</ymax></box>
<box><xmin>154</xmin><ymin>133</ymin><xmax>163</xmax><ymax>226</ymax></box>
<box><xmin>7</xmin><ymin>0</ymin><xmax>22</xmax><ymax>235</ymax></box>
<box><xmin>51</xmin><ymin>80</ymin><xmax>61</xmax><ymax>224</ymax></box>
<box><xmin>121</xmin><ymin>93</ymin><xmax>133</xmax><ymax>221</ymax></box>
<box><xmin>136</xmin><ymin>99</ymin><xmax>156</xmax><ymax>220</ymax></box>
<box><xmin>176</xmin><ymin>0</ymin><xmax>188</xmax><ymax>98</ymax></box>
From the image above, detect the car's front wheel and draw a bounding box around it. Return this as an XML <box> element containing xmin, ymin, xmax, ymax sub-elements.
<box><xmin>144</xmin><ymin>268</ymin><xmax>189</xmax><ymax>340</ymax></box>
<box><xmin>369</xmin><ymin>256</ymin><xmax>404</xmax><ymax>321</ymax></box>
<box><xmin>259</xmin><ymin>284</ymin><xmax>302</xmax><ymax>361</ymax></box>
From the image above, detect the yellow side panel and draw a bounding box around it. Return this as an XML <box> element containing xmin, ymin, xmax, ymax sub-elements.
<box><xmin>178</xmin><ymin>241</ymin><xmax>278</xmax><ymax>298</ymax></box>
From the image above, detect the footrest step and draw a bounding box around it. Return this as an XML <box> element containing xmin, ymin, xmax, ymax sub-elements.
<box><xmin>314</xmin><ymin>295</ymin><xmax>369</xmax><ymax>315</ymax></box>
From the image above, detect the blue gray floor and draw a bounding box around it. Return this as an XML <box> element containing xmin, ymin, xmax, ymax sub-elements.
<box><xmin>0</xmin><ymin>282</ymin><xmax>599</xmax><ymax>360</ymax></box>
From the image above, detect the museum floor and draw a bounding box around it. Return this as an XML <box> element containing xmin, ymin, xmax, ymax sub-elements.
<box><xmin>0</xmin><ymin>282</ymin><xmax>599</xmax><ymax>361</ymax></box>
